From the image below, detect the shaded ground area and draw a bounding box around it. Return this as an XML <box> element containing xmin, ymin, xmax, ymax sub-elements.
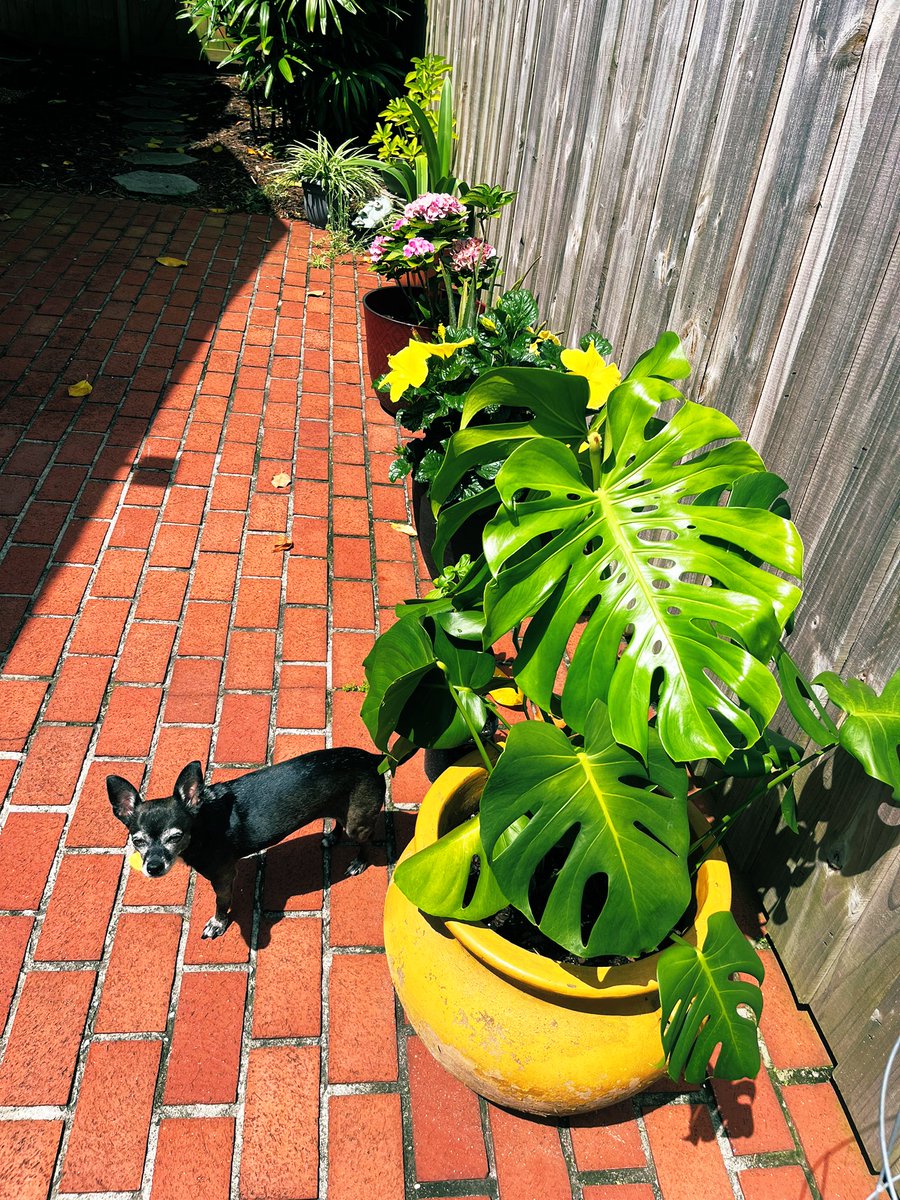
<box><xmin>0</xmin><ymin>49</ymin><xmax>308</xmax><ymax>217</ymax></box>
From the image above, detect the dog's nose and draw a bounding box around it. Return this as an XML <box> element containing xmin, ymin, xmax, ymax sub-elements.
<box><xmin>145</xmin><ymin>860</ymin><xmax>167</xmax><ymax>877</ymax></box>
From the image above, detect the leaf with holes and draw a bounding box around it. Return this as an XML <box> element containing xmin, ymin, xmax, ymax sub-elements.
<box><xmin>814</xmin><ymin>669</ymin><xmax>900</xmax><ymax>799</ymax></box>
<box><xmin>393</xmin><ymin>813</ymin><xmax>510</xmax><ymax>920</ymax></box>
<box><xmin>478</xmin><ymin>702</ymin><xmax>690</xmax><ymax>957</ymax></box>
<box><xmin>481</xmin><ymin>381</ymin><xmax>803</xmax><ymax>763</ymax></box>
<box><xmin>430</xmin><ymin>335</ymin><xmax>695</xmax><ymax>569</ymax></box>
<box><xmin>658</xmin><ymin>910</ymin><xmax>765</xmax><ymax>1083</ymax></box>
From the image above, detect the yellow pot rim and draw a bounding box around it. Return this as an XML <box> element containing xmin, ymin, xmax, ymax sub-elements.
<box><xmin>410</xmin><ymin>752</ymin><xmax>732</xmax><ymax>1001</ymax></box>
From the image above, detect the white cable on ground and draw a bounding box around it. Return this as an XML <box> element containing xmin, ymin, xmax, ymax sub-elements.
<box><xmin>867</xmin><ymin>1035</ymin><xmax>900</xmax><ymax>1200</ymax></box>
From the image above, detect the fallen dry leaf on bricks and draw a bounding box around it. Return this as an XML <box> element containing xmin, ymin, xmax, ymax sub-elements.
<box><xmin>273</xmin><ymin>537</ymin><xmax>293</xmax><ymax>552</ymax></box>
<box><xmin>307</xmin><ymin>289</ymin><xmax>325</xmax><ymax>297</ymax></box>
<box><xmin>271</xmin><ymin>472</ymin><xmax>291</xmax><ymax>488</ymax></box>
<box><xmin>67</xmin><ymin>380</ymin><xmax>93</xmax><ymax>397</ymax></box>
<box><xmin>390</xmin><ymin>522</ymin><xmax>418</xmax><ymax>536</ymax></box>
<box><xmin>156</xmin><ymin>256</ymin><xmax>189</xmax><ymax>268</ymax></box>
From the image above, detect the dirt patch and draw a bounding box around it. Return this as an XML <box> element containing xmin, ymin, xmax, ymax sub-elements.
<box><xmin>0</xmin><ymin>48</ymin><xmax>316</xmax><ymax>219</ymax></box>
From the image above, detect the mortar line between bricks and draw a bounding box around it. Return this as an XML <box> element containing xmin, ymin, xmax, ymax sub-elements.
<box><xmin>702</xmin><ymin>1083</ymin><xmax>749</xmax><ymax>1200</ymax></box>
<box><xmin>9</xmin><ymin>204</ymin><xmax>251</xmax><ymax>1199</ymax></box>
<box><xmin>199</xmin><ymin>208</ymin><xmax>285</xmax><ymax>1200</ymax></box>
<box><xmin>394</xmin><ymin>997</ymin><xmax>420</xmax><ymax>1200</ymax></box>
<box><xmin>558</xmin><ymin>1121</ymin><xmax>585</xmax><ymax>1200</ymax></box>
<box><xmin>315</xmin><ymin>218</ymin><xmax>338</xmax><ymax>1200</ymax></box>
<box><xmin>228</xmin><ymin>836</ymin><xmax>264</xmax><ymax>1200</ymax></box>
<box><xmin>756</xmin><ymin>1034</ymin><xmax>826</xmax><ymax>1200</ymax></box>
<box><xmin>46</xmin><ymin>831</ymin><xmax>148</xmax><ymax>1198</ymax></box>
<box><xmin>56</xmin><ymin>1191</ymin><xmax>139</xmax><ymax>1200</ymax></box>
<box><xmin>0</xmin><ymin>691</ymin><xmax>128</xmax><ymax>1065</ymax></box>
<box><xmin>137</xmin><ymin>873</ymin><xmax>195</xmax><ymax>1200</ymax></box>
<box><xmin>262</xmin><ymin>221</ymin><xmax>293</xmax><ymax>775</ymax></box>
<box><xmin>476</xmin><ymin>1094</ymin><xmax>502</xmax><ymax>1200</ymax></box>
<box><xmin>632</xmin><ymin>1096</ymin><xmax>665</xmax><ymax>1200</ymax></box>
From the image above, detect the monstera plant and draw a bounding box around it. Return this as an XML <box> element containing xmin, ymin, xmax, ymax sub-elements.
<box><xmin>362</xmin><ymin>332</ymin><xmax>900</xmax><ymax>1086</ymax></box>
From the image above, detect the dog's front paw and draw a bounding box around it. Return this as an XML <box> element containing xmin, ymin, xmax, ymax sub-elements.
<box><xmin>202</xmin><ymin>914</ymin><xmax>231</xmax><ymax>939</ymax></box>
<box><xmin>344</xmin><ymin>856</ymin><xmax>368</xmax><ymax>878</ymax></box>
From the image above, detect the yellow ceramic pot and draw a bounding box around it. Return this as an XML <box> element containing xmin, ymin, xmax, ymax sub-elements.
<box><xmin>383</xmin><ymin>754</ymin><xmax>732</xmax><ymax>1115</ymax></box>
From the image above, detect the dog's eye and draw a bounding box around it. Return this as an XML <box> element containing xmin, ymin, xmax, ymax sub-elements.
<box><xmin>163</xmin><ymin>829</ymin><xmax>183</xmax><ymax>843</ymax></box>
<box><xmin>131</xmin><ymin>835</ymin><xmax>148</xmax><ymax>848</ymax></box>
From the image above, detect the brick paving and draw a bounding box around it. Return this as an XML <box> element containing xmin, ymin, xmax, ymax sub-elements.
<box><xmin>0</xmin><ymin>187</ymin><xmax>878</xmax><ymax>1199</ymax></box>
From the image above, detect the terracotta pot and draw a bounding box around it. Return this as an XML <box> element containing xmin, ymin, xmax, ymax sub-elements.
<box><xmin>361</xmin><ymin>287</ymin><xmax>431</xmax><ymax>413</ymax></box>
<box><xmin>383</xmin><ymin>755</ymin><xmax>732</xmax><ymax>1116</ymax></box>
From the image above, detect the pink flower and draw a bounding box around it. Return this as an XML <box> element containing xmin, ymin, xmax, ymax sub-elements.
<box><xmin>448</xmin><ymin>237</ymin><xmax>496</xmax><ymax>274</ymax></box>
<box><xmin>402</xmin><ymin>237</ymin><xmax>436</xmax><ymax>259</ymax></box>
<box><xmin>391</xmin><ymin>217</ymin><xmax>408</xmax><ymax>231</ymax></box>
<box><xmin>369</xmin><ymin>235</ymin><xmax>390</xmax><ymax>263</ymax></box>
<box><xmin>403</xmin><ymin>192</ymin><xmax>467</xmax><ymax>223</ymax></box>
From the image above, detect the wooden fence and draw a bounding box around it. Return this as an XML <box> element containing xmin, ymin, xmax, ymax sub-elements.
<box><xmin>428</xmin><ymin>0</ymin><xmax>900</xmax><ymax>1166</ymax></box>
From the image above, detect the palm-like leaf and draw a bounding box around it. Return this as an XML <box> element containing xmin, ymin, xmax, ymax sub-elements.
<box><xmin>482</xmin><ymin>383</ymin><xmax>803</xmax><ymax>763</ymax></box>
<box><xmin>658</xmin><ymin>911</ymin><xmax>764</xmax><ymax>1083</ymax></box>
<box><xmin>479</xmin><ymin>703</ymin><xmax>691</xmax><ymax>958</ymax></box>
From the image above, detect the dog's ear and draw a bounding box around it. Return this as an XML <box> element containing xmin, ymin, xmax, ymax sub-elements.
<box><xmin>173</xmin><ymin>761</ymin><xmax>204</xmax><ymax>809</ymax></box>
<box><xmin>107</xmin><ymin>775</ymin><xmax>141</xmax><ymax>823</ymax></box>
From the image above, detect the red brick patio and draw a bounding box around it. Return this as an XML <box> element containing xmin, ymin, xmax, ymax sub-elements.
<box><xmin>0</xmin><ymin>187</ymin><xmax>878</xmax><ymax>1199</ymax></box>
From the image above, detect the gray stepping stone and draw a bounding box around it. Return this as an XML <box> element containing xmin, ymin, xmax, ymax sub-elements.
<box><xmin>113</xmin><ymin>171</ymin><xmax>199</xmax><ymax>196</ymax></box>
<box><xmin>125</xmin><ymin>119</ymin><xmax>188</xmax><ymax>133</ymax></box>
<box><xmin>123</xmin><ymin>151</ymin><xmax>200</xmax><ymax>166</ymax></box>
<box><xmin>122</xmin><ymin>107</ymin><xmax>188</xmax><ymax>122</ymax></box>
<box><xmin>122</xmin><ymin>94</ymin><xmax>180</xmax><ymax>109</ymax></box>
<box><xmin>125</xmin><ymin>134</ymin><xmax>190</xmax><ymax>149</ymax></box>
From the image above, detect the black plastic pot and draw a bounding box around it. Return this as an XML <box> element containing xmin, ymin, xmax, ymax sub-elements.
<box><xmin>303</xmin><ymin>181</ymin><xmax>329</xmax><ymax>229</ymax></box>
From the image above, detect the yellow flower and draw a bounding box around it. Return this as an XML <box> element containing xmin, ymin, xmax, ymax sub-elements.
<box><xmin>480</xmin><ymin>316</ymin><xmax>498</xmax><ymax>332</ymax></box>
<box><xmin>382</xmin><ymin>337</ymin><xmax>475</xmax><ymax>403</ymax></box>
<box><xmin>427</xmin><ymin>337</ymin><xmax>475</xmax><ymax>360</ymax></box>
<box><xmin>560</xmin><ymin>343</ymin><xmax>621</xmax><ymax>409</ymax></box>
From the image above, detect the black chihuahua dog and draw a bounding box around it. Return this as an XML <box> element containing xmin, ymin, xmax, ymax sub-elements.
<box><xmin>107</xmin><ymin>748</ymin><xmax>385</xmax><ymax>938</ymax></box>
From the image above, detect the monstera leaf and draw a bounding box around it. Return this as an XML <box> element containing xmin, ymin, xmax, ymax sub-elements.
<box><xmin>815</xmin><ymin>670</ymin><xmax>900</xmax><ymax>799</ymax></box>
<box><xmin>430</xmin><ymin>334</ymin><xmax>693</xmax><ymax>570</ymax></box>
<box><xmin>392</xmin><ymin>813</ymin><xmax>511</xmax><ymax>921</ymax></box>
<box><xmin>361</xmin><ymin>612</ymin><xmax>495</xmax><ymax>755</ymax></box>
<box><xmin>658</xmin><ymin>910</ymin><xmax>765</xmax><ymax>1083</ymax></box>
<box><xmin>478</xmin><ymin>703</ymin><xmax>691</xmax><ymax>958</ymax></box>
<box><xmin>482</xmin><ymin>385</ymin><xmax>804</xmax><ymax>763</ymax></box>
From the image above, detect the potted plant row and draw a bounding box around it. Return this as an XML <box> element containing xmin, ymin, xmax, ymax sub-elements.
<box><xmin>274</xmin><ymin>133</ymin><xmax>383</xmax><ymax>229</ymax></box>
<box><xmin>360</xmin><ymin>332</ymin><xmax>900</xmax><ymax>1114</ymax></box>
<box><xmin>374</xmin><ymin>286</ymin><xmax>617</xmax><ymax>576</ymax></box>
<box><xmin>355</xmin><ymin>66</ymin><xmax>519</xmax><ymax>392</ymax></box>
